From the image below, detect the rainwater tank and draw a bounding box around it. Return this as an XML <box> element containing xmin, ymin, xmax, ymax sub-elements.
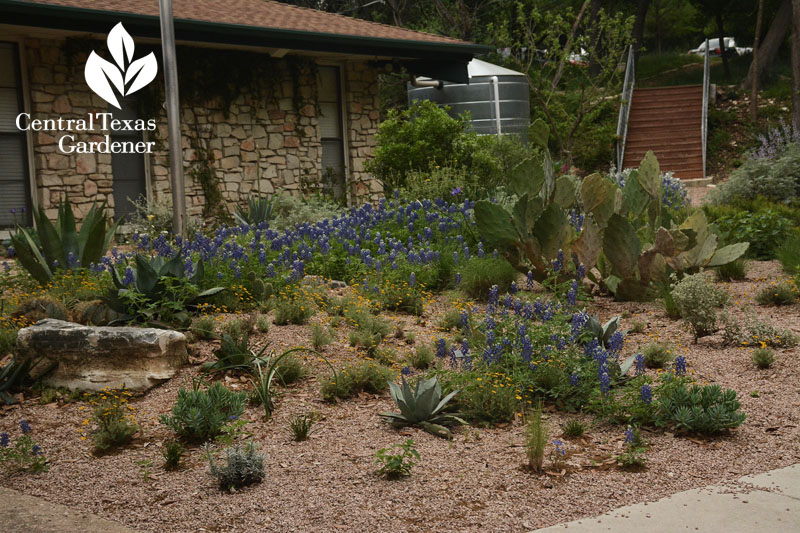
<box><xmin>408</xmin><ymin>59</ymin><xmax>530</xmax><ymax>141</ymax></box>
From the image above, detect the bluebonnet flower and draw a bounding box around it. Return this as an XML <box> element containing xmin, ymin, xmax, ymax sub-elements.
<box><xmin>121</xmin><ymin>266</ymin><xmax>135</xmax><ymax>287</ymax></box>
<box><xmin>436</xmin><ymin>338</ymin><xmax>447</xmax><ymax>358</ymax></box>
<box><xmin>569</xmin><ymin>373</ymin><xmax>579</xmax><ymax>387</ymax></box>
<box><xmin>0</xmin><ymin>432</ymin><xmax>8</xmax><ymax>448</ymax></box>
<box><xmin>488</xmin><ymin>285</ymin><xmax>499</xmax><ymax>307</ymax></box>
<box><xmin>607</xmin><ymin>331</ymin><xmax>624</xmax><ymax>354</ymax></box>
<box><xmin>520</xmin><ymin>335</ymin><xmax>533</xmax><ymax>363</ymax></box>
<box><xmin>634</xmin><ymin>354</ymin><xmax>646</xmax><ymax>376</ymax></box>
<box><xmin>460</xmin><ymin>310</ymin><xmax>470</xmax><ymax>332</ymax></box>
<box><xmin>401</xmin><ymin>366</ymin><xmax>411</xmax><ymax>376</ymax></box>
<box><xmin>455</xmin><ymin>272</ymin><xmax>462</xmax><ymax>287</ymax></box>
<box><xmin>20</xmin><ymin>419</ymin><xmax>31</xmax><ymax>435</ymax></box>
<box><xmin>451</xmin><ymin>186</ymin><xmax>462</xmax><ymax>196</ymax></box>
<box><xmin>551</xmin><ymin>249</ymin><xmax>564</xmax><ymax>272</ymax></box>
<box><xmin>7</xmin><ymin>246</ymin><xmax>14</xmax><ymax>258</ymax></box>
<box><xmin>510</xmin><ymin>281</ymin><xmax>518</xmax><ymax>294</ymax></box>
<box><xmin>569</xmin><ymin>209</ymin><xmax>584</xmax><ymax>231</ymax></box>
<box><xmin>409</xmin><ymin>272</ymin><xmax>416</xmax><ymax>287</ymax></box>
<box><xmin>66</xmin><ymin>252</ymin><xmax>77</xmax><ymax>268</ymax></box>
<box><xmin>570</xmin><ymin>312</ymin><xmax>589</xmax><ymax>341</ymax></box>
<box><xmin>674</xmin><ymin>356</ymin><xmax>687</xmax><ymax>376</ymax></box>
<box><xmin>576</xmin><ymin>263</ymin><xmax>586</xmax><ymax>281</ymax></box>
<box><xmin>477</xmin><ymin>242</ymin><xmax>484</xmax><ymax>258</ymax></box>
<box><xmin>52</xmin><ymin>259</ymin><xmax>59</xmax><ymax>269</ymax></box>
<box><xmin>640</xmin><ymin>384</ymin><xmax>652</xmax><ymax>404</ymax></box>
<box><xmin>452</xmin><ymin>251</ymin><xmax>459</xmax><ymax>264</ymax></box>
<box><xmin>599</xmin><ymin>369</ymin><xmax>610</xmax><ymax>394</ymax></box>
<box><xmin>32</xmin><ymin>444</ymin><xmax>42</xmax><ymax>456</ymax></box>
<box><xmin>553</xmin><ymin>440</ymin><xmax>566</xmax><ymax>456</ymax></box>
<box><xmin>566</xmin><ymin>280</ymin><xmax>578</xmax><ymax>307</ymax></box>
<box><xmin>2</xmin><ymin>261</ymin><xmax>10</xmax><ymax>272</ymax></box>
<box><xmin>526</xmin><ymin>270</ymin><xmax>534</xmax><ymax>290</ymax></box>
<box><xmin>624</xmin><ymin>426</ymin><xmax>636</xmax><ymax>445</ymax></box>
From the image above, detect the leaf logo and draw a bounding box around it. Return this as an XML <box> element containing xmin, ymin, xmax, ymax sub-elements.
<box><xmin>84</xmin><ymin>23</ymin><xmax>158</xmax><ymax>109</ymax></box>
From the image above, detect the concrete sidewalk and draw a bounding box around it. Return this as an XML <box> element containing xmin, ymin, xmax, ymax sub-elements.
<box><xmin>537</xmin><ymin>464</ymin><xmax>800</xmax><ymax>532</ymax></box>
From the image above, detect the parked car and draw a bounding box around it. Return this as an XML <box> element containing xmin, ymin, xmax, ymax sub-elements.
<box><xmin>688</xmin><ymin>38</ymin><xmax>752</xmax><ymax>57</ymax></box>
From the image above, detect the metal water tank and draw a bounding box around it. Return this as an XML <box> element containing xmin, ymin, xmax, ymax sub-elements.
<box><xmin>408</xmin><ymin>59</ymin><xmax>530</xmax><ymax>140</ymax></box>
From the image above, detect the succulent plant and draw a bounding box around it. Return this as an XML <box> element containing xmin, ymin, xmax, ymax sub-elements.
<box><xmin>234</xmin><ymin>194</ymin><xmax>274</xmax><ymax>226</ymax></box>
<box><xmin>11</xmin><ymin>196</ymin><xmax>122</xmax><ymax>284</ymax></box>
<box><xmin>380</xmin><ymin>376</ymin><xmax>466</xmax><ymax>439</ymax></box>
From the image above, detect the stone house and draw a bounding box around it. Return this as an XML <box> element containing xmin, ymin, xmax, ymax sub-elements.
<box><xmin>0</xmin><ymin>0</ymin><xmax>487</xmax><ymax>231</ymax></box>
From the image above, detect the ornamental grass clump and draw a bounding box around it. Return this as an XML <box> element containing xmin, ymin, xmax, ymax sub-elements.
<box><xmin>642</xmin><ymin>342</ymin><xmax>674</xmax><ymax>369</ymax></box>
<box><xmin>525</xmin><ymin>401</ymin><xmax>547</xmax><ymax>473</ymax></box>
<box><xmin>274</xmin><ymin>297</ymin><xmax>314</xmax><ymax>325</ymax></box>
<box><xmin>460</xmin><ymin>258</ymin><xmax>518</xmax><ymax>300</ymax></box>
<box><xmin>289</xmin><ymin>414</ymin><xmax>314</xmax><ymax>441</ymax></box>
<box><xmin>715</xmin><ymin>259</ymin><xmax>748</xmax><ymax>281</ymax></box>
<box><xmin>671</xmin><ymin>273</ymin><xmax>728</xmax><ymax>341</ymax></box>
<box><xmin>322</xmin><ymin>361</ymin><xmax>394</xmax><ymax>402</ymax></box>
<box><xmin>561</xmin><ymin>419</ymin><xmax>586</xmax><ymax>438</ymax></box>
<box><xmin>160</xmin><ymin>381</ymin><xmax>247</xmax><ymax>442</ymax></box>
<box><xmin>409</xmin><ymin>345</ymin><xmax>434</xmax><ymax>370</ymax></box>
<box><xmin>310</xmin><ymin>323</ymin><xmax>333</xmax><ymax>350</ymax></box>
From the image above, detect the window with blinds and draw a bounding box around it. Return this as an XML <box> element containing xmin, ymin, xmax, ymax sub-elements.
<box><xmin>110</xmin><ymin>97</ymin><xmax>147</xmax><ymax>221</ymax></box>
<box><xmin>318</xmin><ymin>66</ymin><xmax>346</xmax><ymax>202</ymax></box>
<box><xmin>0</xmin><ymin>42</ymin><xmax>32</xmax><ymax>228</ymax></box>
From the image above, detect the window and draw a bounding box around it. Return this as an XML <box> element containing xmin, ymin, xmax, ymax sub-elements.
<box><xmin>318</xmin><ymin>66</ymin><xmax>346</xmax><ymax>202</ymax></box>
<box><xmin>0</xmin><ymin>42</ymin><xmax>32</xmax><ymax>228</ymax></box>
<box><xmin>110</xmin><ymin>97</ymin><xmax>148</xmax><ymax>220</ymax></box>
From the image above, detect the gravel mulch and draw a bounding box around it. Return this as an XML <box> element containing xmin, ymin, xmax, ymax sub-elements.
<box><xmin>1</xmin><ymin>261</ymin><xmax>798</xmax><ymax>532</ymax></box>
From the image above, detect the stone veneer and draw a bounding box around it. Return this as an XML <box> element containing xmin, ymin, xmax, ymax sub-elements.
<box><xmin>22</xmin><ymin>37</ymin><xmax>382</xmax><ymax>222</ymax></box>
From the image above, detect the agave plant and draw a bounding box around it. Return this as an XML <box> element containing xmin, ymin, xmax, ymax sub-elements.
<box><xmin>380</xmin><ymin>376</ymin><xmax>466</xmax><ymax>439</ymax></box>
<box><xmin>11</xmin><ymin>197</ymin><xmax>122</xmax><ymax>284</ymax></box>
<box><xmin>105</xmin><ymin>252</ymin><xmax>224</xmax><ymax>325</ymax></box>
<box><xmin>234</xmin><ymin>194</ymin><xmax>274</xmax><ymax>226</ymax></box>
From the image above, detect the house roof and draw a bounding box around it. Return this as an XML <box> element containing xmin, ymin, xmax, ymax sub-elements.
<box><xmin>0</xmin><ymin>1</ymin><xmax>489</xmax><ymax>62</ymax></box>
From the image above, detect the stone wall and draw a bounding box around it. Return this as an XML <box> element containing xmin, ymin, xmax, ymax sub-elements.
<box><xmin>22</xmin><ymin>36</ymin><xmax>381</xmax><ymax>222</ymax></box>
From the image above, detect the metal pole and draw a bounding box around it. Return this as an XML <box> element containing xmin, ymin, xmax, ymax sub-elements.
<box><xmin>158</xmin><ymin>0</ymin><xmax>185</xmax><ymax>237</ymax></box>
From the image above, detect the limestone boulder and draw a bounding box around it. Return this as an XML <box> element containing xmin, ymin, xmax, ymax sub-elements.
<box><xmin>15</xmin><ymin>319</ymin><xmax>187</xmax><ymax>392</ymax></box>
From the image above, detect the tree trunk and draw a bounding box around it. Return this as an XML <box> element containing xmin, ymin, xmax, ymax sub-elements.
<box><xmin>716</xmin><ymin>12</ymin><xmax>730</xmax><ymax>79</ymax></box>
<box><xmin>632</xmin><ymin>0</ymin><xmax>651</xmax><ymax>67</ymax></box>
<box><xmin>751</xmin><ymin>0</ymin><xmax>764</xmax><ymax>121</ymax></box>
<box><xmin>792</xmin><ymin>0</ymin><xmax>800</xmax><ymax>126</ymax></box>
<box><xmin>742</xmin><ymin>0</ymin><xmax>792</xmax><ymax>89</ymax></box>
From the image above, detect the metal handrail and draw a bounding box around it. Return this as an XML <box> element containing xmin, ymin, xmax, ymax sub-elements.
<box><xmin>701</xmin><ymin>39</ymin><xmax>709</xmax><ymax>179</ymax></box>
<box><xmin>616</xmin><ymin>45</ymin><xmax>636</xmax><ymax>171</ymax></box>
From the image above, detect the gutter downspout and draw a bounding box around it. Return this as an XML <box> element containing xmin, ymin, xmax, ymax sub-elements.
<box><xmin>410</xmin><ymin>75</ymin><xmax>442</xmax><ymax>89</ymax></box>
<box><xmin>490</xmin><ymin>75</ymin><xmax>502</xmax><ymax>135</ymax></box>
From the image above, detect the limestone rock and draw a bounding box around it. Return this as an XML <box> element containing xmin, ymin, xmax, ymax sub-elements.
<box><xmin>15</xmin><ymin>319</ymin><xmax>187</xmax><ymax>392</ymax></box>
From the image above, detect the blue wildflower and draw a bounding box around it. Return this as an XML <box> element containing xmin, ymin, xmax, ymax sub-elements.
<box><xmin>640</xmin><ymin>384</ymin><xmax>652</xmax><ymax>404</ymax></box>
<box><xmin>634</xmin><ymin>354</ymin><xmax>646</xmax><ymax>376</ymax></box>
<box><xmin>401</xmin><ymin>366</ymin><xmax>411</xmax><ymax>376</ymax></box>
<box><xmin>455</xmin><ymin>272</ymin><xmax>462</xmax><ymax>287</ymax></box>
<box><xmin>569</xmin><ymin>373</ymin><xmax>579</xmax><ymax>387</ymax></box>
<box><xmin>566</xmin><ymin>280</ymin><xmax>578</xmax><ymax>307</ymax></box>
<box><xmin>526</xmin><ymin>270</ymin><xmax>534</xmax><ymax>290</ymax></box>
<box><xmin>553</xmin><ymin>439</ymin><xmax>566</xmax><ymax>456</ymax></box>
<box><xmin>436</xmin><ymin>338</ymin><xmax>447</xmax><ymax>358</ymax></box>
<box><xmin>674</xmin><ymin>356</ymin><xmax>687</xmax><ymax>376</ymax></box>
<box><xmin>121</xmin><ymin>266</ymin><xmax>135</xmax><ymax>287</ymax></box>
<box><xmin>624</xmin><ymin>426</ymin><xmax>636</xmax><ymax>445</ymax></box>
<box><xmin>409</xmin><ymin>272</ymin><xmax>416</xmax><ymax>287</ymax></box>
<box><xmin>510</xmin><ymin>281</ymin><xmax>518</xmax><ymax>294</ymax></box>
<box><xmin>32</xmin><ymin>444</ymin><xmax>42</xmax><ymax>456</ymax></box>
<box><xmin>607</xmin><ymin>331</ymin><xmax>624</xmax><ymax>354</ymax></box>
<box><xmin>20</xmin><ymin>419</ymin><xmax>31</xmax><ymax>435</ymax></box>
<box><xmin>0</xmin><ymin>432</ymin><xmax>8</xmax><ymax>448</ymax></box>
<box><xmin>451</xmin><ymin>186</ymin><xmax>462</xmax><ymax>196</ymax></box>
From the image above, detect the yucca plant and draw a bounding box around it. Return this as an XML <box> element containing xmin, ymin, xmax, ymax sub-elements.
<box><xmin>234</xmin><ymin>194</ymin><xmax>274</xmax><ymax>226</ymax></box>
<box><xmin>380</xmin><ymin>376</ymin><xmax>466</xmax><ymax>439</ymax></box>
<box><xmin>11</xmin><ymin>197</ymin><xmax>122</xmax><ymax>284</ymax></box>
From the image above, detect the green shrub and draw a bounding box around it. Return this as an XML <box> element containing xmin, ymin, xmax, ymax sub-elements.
<box><xmin>207</xmin><ymin>440</ymin><xmax>265</xmax><ymax>492</ymax></box>
<box><xmin>561</xmin><ymin>419</ymin><xmax>586</xmax><ymax>439</ymax></box>
<box><xmin>751</xmin><ymin>347</ymin><xmax>775</xmax><ymax>369</ymax></box>
<box><xmin>716</xmin><ymin>259</ymin><xmax>748</xmax><ymax>281</ymax></box>
<box><xmin>162</xmin><ymin>440</ymin><xmax>185</xmax><ymax>471</ymax></box>
<box><xmin>671</xmin><ymin>274</ymin><xmax>728</xmax><ymax>340</ymax></box>
<box><xmin>655</xmin><ymin>383</ymin><xmax>746</xmax><ymax>435</ymax></box>
<box><xmin>714</xmin><ymin>210</ymin><xmax>793</xmax><ymax>259</ymax></box>
<box><xmin>274</xmin><ymin>298</ymin><xmax>314</xmax><ymax>325</ymax></box>
<box><xmin>409</xmin><ymin>345</ymin><xmax>434</xmax><ymax>370</ymax></box>
<box><xmin>373</xmin><ymin>347</ymin><xmax>399</xmax><ymax>366</ymax></box>
<box><xmin>776</xmin><ymin>233</ymin><xmax>800</xmax><ymax>275</ymax></box>
<box><xmin>160</xmin><ymin>382</ymin><xmax>247</xmax><ymax>442</ymax></box>
<box><xmin>375</xmin><ymin>439</ymin><xmax>419</xmax><ymax>479</ymax></box>
<box><xmin>437</xmin><ymin>309</ymin><xmax>462</xmax><ymax>331</ymax></box>
<box><xmin>755</xmin><ymin>283</ymin><xmax>796</xmax><ymax>306</ymax></box>
<box><xmin>460</xmin><ymin>258</ymin><xmax>518</xmax><ymax>300</ymax></box>
<box><xmin>255</xmin><ymin>315</ymin><xmax>270</xmax><ymax>333</ymax></box>
<box><xmin>270</xmin><ymin>193</ymin><xmax>344</xmax><ymax>232</ymax></box>
<box><xmin>90</xmin><ymin>387</ymin><xmax>139</xmax><ymax>453</ymax></box>
<box><xmin>708</xmin><ymin>143</ymin><xmax>800</xmax><ymax>205</ymax></box>
<box><xmin>321</xmin><ymin>362</ymin><xmax>394</xmax><ymax>402</ymax></box>
<box><xmin>722</xmin><ymin>312</ymin><xmax>799</xmax><ymax>348</ymax></box>
<box><xmin>641</xmin><ymin>342</ymin><xmax>674</xmax><ymax>369</ymax></box>
<box><xmin>310</xmin><ymin>323</ymin><xmax>333</xmax><ymax>350</ymax></box>
<box><xmin>440</xmin><ymin>371</ymin><xmax>519</xmax><ymax>424</ymax></box>
<box><xmin>273</xmin><ymin>355</ymin><xmax>307</xmax><ymax>385</ymax></box>
<box><xmin>191</xmin><ymin>316</ymin><xmax>217</xmax><ymax>340</ymax></box>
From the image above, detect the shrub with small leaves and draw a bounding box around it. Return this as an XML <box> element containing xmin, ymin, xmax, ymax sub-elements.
<box><xmin>404</xmin><ymin>331</ymin><xmax>416</xmax><ymax>345</ymax></box>
<box><xmin>310</xmin><ymin>323</ymin><xmax>333</xmax><ymax>350</ymax></box>
<box><xmin>191</xmin><ymin>315</ymin><xmax>217</xmax><ymax>340</ymax></box>
<box><xmin>290</xmin><ymin>414</ymin><xmax>314</xmax><ymax>441</ymax></box>
<box><xmin>642</xmin><ymin>342</ymin><xmax>674</xmax><ymax>369</ymax></box>
<box><xmin>255</xmin><ymin>315</ymin><xmax>270</xmax><ymax>333</ymax></box>
<box><xmin>273</xmin><ymin>355</ymin><xmax>307</xmax><ymax>385</ymax></box>
<box><xmin>206</xmin><ymin>440</ymin><xmax>265</xmax><ymax>492</ymax></box>
<box><xmin>160</xmin><ymin>382</ymin><xmax>247</xmax><ymax>443</ymax></box>
<box><xmin>655</xmin><ymin>383</ymin><xmax>746</xmax><ymax>435</ymax></box>
<box><xmin>274</xmin><ymin>297</ymin><xmax>314</xmax><ymax>326</ymax></box>
<box><xmin>321</xmin><ymin>362</ymin><xmax>394</xmax><ymax>402</ymax></box>
<box><xmin>409</xmin><ymin>346</ymin><xmax>434</xmax><ymax>370</ymax></box>
<box><xmin>375</xmin><ymin>439</ymin><xmax>419</xmax><ymax>479</ymax></box>
<box><xmin>162</xmin><ymin>440</ymin><xmax>185</xmax><ymax>471</ymax></box>
<box><xmin>437</xmin><ymin>309</ymin><xmax>462</xmax><ymax>331</ymax></box>
<box><xmin>755</xmin><ymin>283</ymin><xmax>796</xmax><ymax>306</ymax></box>
<box><xmin>722</xmin><ymin>312</ymin><xmax>799</xmax><ymax>347</ymax></box>
<box><xmin>672</xmin><ymin>273</ymin><xmax>728</xmax><ymax>340</ymax></box>
<box><xmin>751</xmin><ymin>347</ymin><xmax>775</xmax><ymax>369</ymax></box>
<box><xmin>561</xmin><ymin>419</ymin><xmax>586</xmax><ymax>439</ymax></box>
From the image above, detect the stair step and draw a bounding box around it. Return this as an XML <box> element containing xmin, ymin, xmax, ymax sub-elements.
<box><xmin>633</xmin><ymin>85</ymin><xmax>703</xmax><ymax>95</ymax></box>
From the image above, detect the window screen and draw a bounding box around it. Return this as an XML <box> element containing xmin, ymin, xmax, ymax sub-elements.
<box><xmin>0</xmin><ymin>42</ymin><xmax>32</xmax><ymax>228</ymax></box>
<box><xmin>317</xmin><ymin>66</ymin><xmax>346</xmax><ymax>202</ymax></box>
<box><xmin>110</xmin><ymin>97</ymin><xmax>147</xmax><ymax>221</ymax></box>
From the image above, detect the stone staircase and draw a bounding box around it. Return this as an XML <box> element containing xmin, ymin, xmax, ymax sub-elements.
<box><xmin>622</xmin><ymin>85</ymin><xmax>704</xmax><ymax>181</ymax></box>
